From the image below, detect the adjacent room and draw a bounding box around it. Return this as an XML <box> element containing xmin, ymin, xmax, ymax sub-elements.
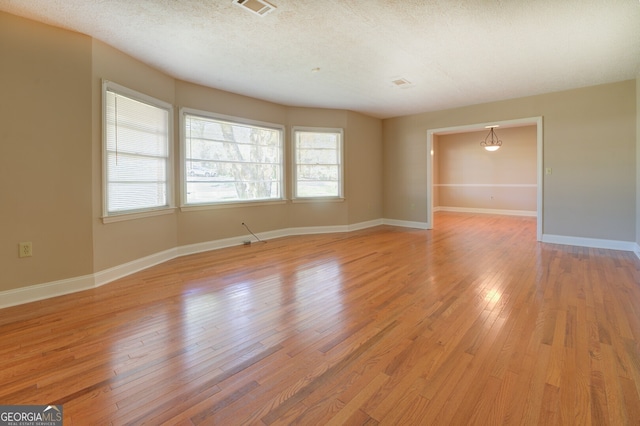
<box><xmin>433</xmin><ymin>124</ymin><xmax>538</xmax><ymax>217</ymax></box>
<box><xmin>1</xmin><ymin>1</ymin><xmax>639</xmax><ymax>424</ymax></box>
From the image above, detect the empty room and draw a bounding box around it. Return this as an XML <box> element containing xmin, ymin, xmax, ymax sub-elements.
<box><xmin>1</xmin><ymin>1</ymin><xmax>639</xmax><ymax>424</ymax></box>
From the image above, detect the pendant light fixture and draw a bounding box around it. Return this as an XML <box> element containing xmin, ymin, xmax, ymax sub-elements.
<box><xmin>481</xmin><ymin>125</ymin><xmax>502</xmax><ymax>151</ymax></box>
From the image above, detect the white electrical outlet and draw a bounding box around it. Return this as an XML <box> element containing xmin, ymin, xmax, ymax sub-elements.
<box><xmin>19</xmin><ymin>242</ymin><xmax>32</xmax><ymax>258</ymax></box>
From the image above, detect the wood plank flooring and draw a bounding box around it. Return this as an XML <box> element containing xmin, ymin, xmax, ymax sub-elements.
<box><xmin>1</xmin><ymin>212</ymin><xmax>640</xmax><ymax>425</ymax></box>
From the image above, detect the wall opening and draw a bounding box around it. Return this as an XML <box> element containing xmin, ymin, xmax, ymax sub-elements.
<box><xmin>427</xmin><ymin>117</ymin><xmax>543</xmax><ymax>241</ymax></box>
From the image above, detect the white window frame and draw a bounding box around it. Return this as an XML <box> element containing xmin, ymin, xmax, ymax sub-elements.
<box><xmin>180</xmin><ymin>107</ymin><xmax>285</xmax><ymax>208</ymax></box>
<box><xmin>102</xmin><ymin>80</ymin><xmax>174</xmax><ymax>222</ymax></box>
<box><xmin>292</xmin><ymin>126</ymin><xmax>344</xmax><ymax>200</ymax></box>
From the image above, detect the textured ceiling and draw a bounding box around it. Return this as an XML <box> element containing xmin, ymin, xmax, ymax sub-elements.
<box><xmin>1</xmin><ymin>0</ymin><xmax>639</xmax><ymax>118</ymax></box>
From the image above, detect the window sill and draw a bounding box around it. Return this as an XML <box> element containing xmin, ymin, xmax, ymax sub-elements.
<box><xmin>291</xmin><ymin>197</ymin><xmax>345</xmax><ymax>204</ymax></box>
<box><xmin>102</xmin><ymin>207</ymin><xmax>176</xmax><ymax>224</ymax></box>
<box><xmin>181</xmin><ymin>199</ymin><xmax>287</xmax><ymax>212</ymax></box>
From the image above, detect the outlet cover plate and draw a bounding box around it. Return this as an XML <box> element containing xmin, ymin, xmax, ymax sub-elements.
<box><xmin>19</xmin><ymin>242</ymin><xmax>32</xmax><ymax>258</ymax></box>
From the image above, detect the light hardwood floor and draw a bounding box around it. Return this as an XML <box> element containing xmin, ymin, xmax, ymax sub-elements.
<box><xmin>1</xmin><ymin>212</ymin><xmax>640</xmax><ymax>425</ymax></box>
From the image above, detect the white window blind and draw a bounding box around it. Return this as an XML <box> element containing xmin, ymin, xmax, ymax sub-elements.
<box><xmin>293</xmin><ymin>127</ymin><xmax>343</xmax><ymax>199</ymax></box>
<box><xmin>103</xmin><ymin>82</ymin><xmax>172</xmax><ymax>216</ymax></box>
<box><xmin>182</xmin><ymin>110</ymin><xmax>284</xmax><ymax>205</ymax></box>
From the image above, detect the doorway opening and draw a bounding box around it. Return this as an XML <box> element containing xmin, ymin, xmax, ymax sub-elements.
<box><xmin>426</xmin><ymin>116</ymin><xmax>543</xmax><ymax>241</ymax></box>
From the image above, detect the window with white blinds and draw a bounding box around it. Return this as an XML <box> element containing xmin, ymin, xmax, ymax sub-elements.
<box><xmin>181</xmin><ymin>109</ymin><xmax>284</xmax><ymax>205</ymax></box>
<box><xmin>292</xmin><ymin>127</ymin><xmax>343</xmax><ymax>199</ymax></box>
<box><xmin>103</xmin><ymin>81</ymin><xmax>173</xmax><ymax>217</ymax></box>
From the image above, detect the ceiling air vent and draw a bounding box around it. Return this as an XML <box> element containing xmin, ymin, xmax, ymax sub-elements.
<box><xmin>391</xmin><ymin>78</ymin><xmax>412</xmax><ymax>88</ymax></box>
<box><xmin>233</xmin><ymin>0</ymin><xmax>276</xmax><ymax>16</ymax></box>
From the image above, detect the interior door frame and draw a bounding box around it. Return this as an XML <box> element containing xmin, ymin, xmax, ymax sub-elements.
<box><xmin>426</xmin><ymin>116</ymin><xmax>543</xmax><ymax>241</ymax></box>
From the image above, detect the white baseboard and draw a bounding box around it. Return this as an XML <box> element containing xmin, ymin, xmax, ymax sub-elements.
<box><xmin>349</xmin><ymin>219</ymin><xmax>384</xmax><ymax>231</ymax></box>
<box><xmin>177</xmin><ymin>235</ymin><xmax>251</xmax><ymax>257</ymax></box>
<box><xmin>0</xmin><ymin>219</ymin><xmax>385</xmax><ymax>310</ymax></box>
<box><xmin>94</xmin><ymin>248</ymin><xmax>178</xmax><ymax>287</ymax></box>
<box><xmin>4</xmin><ymin>220</ymin><xmax>636</xmax><ymax>310</ymax></box>
<box><xmin>542</xmin><ymin>234</ymin><xmax>637</xmax><ymax>252</ymax></box>
<box><xmin>283</xmin><ymin>225</ymin><xmax>350</xmax><ymax>236</ymax></box>
<box><xmin>0</xmin><ymin>274</ymin><xmax>95</xmax><ymax>310</ymax></box>
<box><xmin>179</xmin><ymin>220</ymin><xmax>384</xmax><ymax>257</ymax></box>
<box><xmin>382</xmin><ymin>218</ymin><xmax>429</xmax><ymax>229</ymax></box>
<box><xmin>435</xmin><ymin>206</ymin><xmax>537</xmax><ymax>217</ymax></box>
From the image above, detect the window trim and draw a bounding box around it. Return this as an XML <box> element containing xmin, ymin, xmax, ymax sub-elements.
<box><xmin>292</xmin><ymin>126</ymin><xmax>344</xmax><ymax>200</ymax></box>
<box><xmin>101</xmin><ymin>80</ymin><xmax>175</xmax><ymax>221</ymax></box>
<box><xmin>179</xmin><ymin>107</ymin><xmax>286</xmax><ymax>208</ymax></box>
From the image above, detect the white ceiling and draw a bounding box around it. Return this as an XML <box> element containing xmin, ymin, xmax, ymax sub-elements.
<box><xmin>1</xmin><ymin>0</ymin><xmax>639</xmax><ymax>119</ymax></box>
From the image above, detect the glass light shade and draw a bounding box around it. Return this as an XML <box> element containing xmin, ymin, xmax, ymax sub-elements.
<box><xmin>481</xmin><ymin>127</ymin><xmax>502</xmax><ymax>152</ymax></box>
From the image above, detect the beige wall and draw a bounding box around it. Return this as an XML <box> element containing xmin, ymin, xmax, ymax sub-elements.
<box><xmin>174</xmin><ymin>80</ymin><xmax>290</xmax><ymax>245</ymax></box>
<box><xmin>346</xmin><ymin>111</ymin><xmax>383</xmax><ymax>224</ymax></box>
<box><xmin>383</xmin><ymin>114</ymin><xmax>429</xmax><ymax>221</ymax></box>
<box><xmin>91</xmin><ymin>40</ymin><xmax>179</xmax><ymax>272</ymax></box>
<box><xmin>0</xmin><ymin>13</ymin><xmax>93</xmax><ymax>292</ymax></box>
<box><xmin>1</xmin><ymin>11</ymin><xmax>637</xmax><ymax>296</ymax></box>
<box><xmin>284</xmin><ymin>107</ymin><xmax>349</xmax><ymax>229</ymax></box>
<box><xmin>1</xmin><ymin>11</ymin><xmax>384</xmax><ymax>292</ymax></box>
<box><xmin>637</xmin><ymin>74</ymin><xmax>640</xmax><ymax>248</ymax></box>
<box><xmin>383</xmin><ymin>81</ymin><xmax>636</xmax><ymax>241</ymax></box>
<box><xmin>435</xmin><ymin>126</ymin><xmax>537</xmax><ymax>211</ymax></box>
<box><xmin>174</xmin><ymin>83</ymin><xmax>378</xmax><ymax>243</ymax></box>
